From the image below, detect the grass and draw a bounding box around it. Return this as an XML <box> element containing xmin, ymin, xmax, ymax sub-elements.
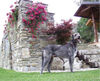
<box><xmin>0</xmin><ymin>68</ymin><xmax>100</xmax><ymax>81</ymax></box>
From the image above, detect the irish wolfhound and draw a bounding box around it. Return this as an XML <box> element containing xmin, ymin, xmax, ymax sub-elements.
<box><xmin>40</xmin><ymin>33</ymin><xmax>81</xmax><ymax>74</ymax></box>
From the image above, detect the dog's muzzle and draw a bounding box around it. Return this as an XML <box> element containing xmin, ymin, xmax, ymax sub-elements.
<box><xmin>77</xmin><ymin>36</ymin><xmax>81</xmax><ymax>43</ymax></box>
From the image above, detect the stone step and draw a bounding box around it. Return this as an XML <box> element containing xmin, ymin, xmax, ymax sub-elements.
<box><xmin>76</xmin><ymin>50</ymin><xmax>100</xmax><ymax>68</ymax></box>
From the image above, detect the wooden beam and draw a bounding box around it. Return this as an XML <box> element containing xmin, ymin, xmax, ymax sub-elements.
<box><xmin>80</xmin><ymin>6</ymin><xmax>91</xmax><ymax>13</ymax></box>
<box><xmin>91</xmin><ymin>8</ymin><xmax>98</xmax><ymax>42</ymax></box>
<box><xmin>86</xmin><ymin>19</ymin><xmax>92</xmax><ymax>26</ymax></box>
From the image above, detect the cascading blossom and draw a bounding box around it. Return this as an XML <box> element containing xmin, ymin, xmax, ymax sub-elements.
<box><xmin>22</xmin><ymin>2</ymin><xmax>47</xmax><ymax>38</ymax></box>
<box><xmin>4</xmin><ymin>1</ymin><xmax>47</xmax><ymax>40</ymax></box>
<box><xmin>3</xmin><ymin>1</ymin><xmax>18</xmax><ymax>34</ymax></box>
<box><xmin>7</xmin><ymin>1</ymin><xmax>18</xmax><ymax>27</ymax></box>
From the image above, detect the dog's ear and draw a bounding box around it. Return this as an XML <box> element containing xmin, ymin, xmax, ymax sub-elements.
<box><xmin>72</xmin><ymin>34</ymin><xmax>74</xmax><ymax>40</ymax></box>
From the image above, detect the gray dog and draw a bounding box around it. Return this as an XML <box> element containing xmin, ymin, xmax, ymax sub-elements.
<box><xmin>40</xmin><ymin>33</ymin><xmax>81</xmax><ymax>74</ymax></box>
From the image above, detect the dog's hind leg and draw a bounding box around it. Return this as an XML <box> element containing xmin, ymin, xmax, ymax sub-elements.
<box><xmin>59</xmin><ymin>57</ymin><xmax>65</xmax><ymax>70</ymax></box>
<box><xmin>69</xmin><ymin>57</ymin><xmax>74</xmax><ymax>72</ymax></box>
<box><xmin>40</xmin><ymin>50</ymin><xmax>52</xmax><ymax>74</ymax></box>
<box><xmin>47</xmin><ymin>56</ymin><xmax>53</xmax><ymax>73</ymax></box>
<box><xmin>40</xmin><ymin>51</ymin><xmax>44</xmax><ymax>74</ymax></box>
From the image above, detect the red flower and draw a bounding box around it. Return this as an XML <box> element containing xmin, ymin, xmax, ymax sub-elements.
<box><xmin>30</xmin><ymin>14</ymin><xmax>34</xmax><ymax>17</ymax></box>
<box><xmin>35</xmin><ymin>12</ymin><xmax>38</xmax><ymax>15</ymax></box>
<box><xmin>9</xmin><ymin>14</ymin><xmax>13</xmax><ymax>18</ymax></box>
<box><xmin>6</xmin><ymin>13</ymin><xmax>9</xmax><ymax>16</ymax></box>
<box><xmin>30</xmin><ymin>7</ymin><xmax>34</xmax><ymax>11</ymax></box>
<box><xmin>10</xmin><ymin>5</ymin><xmax>13</xmax><ymax>8</ymax></box>
<box><xmin>14</xmin><ymin>1</ymin><xmax>17</xmax><ymax>4</ymax></box>
<box><xmin>11</xmin><ymin>9</ymin><xmax>15</xmax><ymax>12</ymax></box>
<box><xmin>36</xmin><ymin>8</ymin><xmax>39</xmax><ymax>11</ymax></box>
<box><xmin>32</xmin><ymin>34</ymin><xmax>36</xmax><ymax>38</ymax></box>
<box><xmin>22</xmin><ymin>18</ymin><xmax>27</xmax><ymax>23</ymax></box>
<box><xmin>38</xmin><ymin>11</ymin><xmax>41</xmax><ymax>14</ymax></box>
<box><xmin>27</xmin><ymin>21</ymin><xmax>30</xmax><ymax>25</ymax></box>
<box><xmin>42</xmin><ymin>17</ymin><xmax>47</xmax><ymax>21</ymax></box>
<box><xmin>41</xmin><ymin>21</ymin><xmax>44</xmax><ymax>24</ymax></box>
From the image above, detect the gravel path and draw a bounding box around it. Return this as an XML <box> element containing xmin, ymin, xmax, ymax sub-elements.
<box><xmin>19</xmin><ymin>68</ymin><xmax>99</xmax><ymax>73</ymax></box>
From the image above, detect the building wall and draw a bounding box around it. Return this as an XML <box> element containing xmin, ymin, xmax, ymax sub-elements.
<box><xmin>0</xmin><ymin>0</ymin><xmax>55</xmax><ymax>72</ymax></box>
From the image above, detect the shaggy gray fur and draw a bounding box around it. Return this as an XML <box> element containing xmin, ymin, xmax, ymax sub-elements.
<box><xmin>40</xmin><ymin>33</ymin><xmax>81</xmax><ymax>74</ymax></box>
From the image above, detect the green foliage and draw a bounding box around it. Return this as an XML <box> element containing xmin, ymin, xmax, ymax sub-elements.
<box><xmin>98</xmin><ymin>25</ymin><xmax>100</xmax><ymax>32</ymax></box>
<box><xmin>77</xmin><ymin>18</ymin><xmax>94</xmax><ymax>43</ymax></box>
<box><xmin>12</xmin><ymin>8</ymin><xmax>18</xmax><ymax>23</ymax></box>
<box><xmin>0</xmin><ymin>68</ymin><xmax>100</xmax><ymax>81</ymax></box>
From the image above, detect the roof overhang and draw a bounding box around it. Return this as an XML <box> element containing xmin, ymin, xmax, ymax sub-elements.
<box><xmin>74</xmin><ymin>2</ymin><xmax>100</xmax><ymax>21</ymax></box>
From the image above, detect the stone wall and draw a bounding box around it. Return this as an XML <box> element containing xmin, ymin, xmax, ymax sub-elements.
<box><xmin>0</xmin><ymin>0</ymin><xmax>55</xmax><ymax>72</ymax></box>
<box><xmin>78</xmin><ymin>44</ymin><xmax>100</xmax><ymax>68</ymax></box>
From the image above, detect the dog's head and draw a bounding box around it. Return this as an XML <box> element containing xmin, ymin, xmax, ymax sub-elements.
<box><xmin>72</xmin><ymin>33</ymin><xmax>81</xmax><ymax>43</ymax></box>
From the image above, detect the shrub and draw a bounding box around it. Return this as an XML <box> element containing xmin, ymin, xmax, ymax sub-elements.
<box><xmin>43</xmin><ymin>19</ymin><xmax>73</xmax><ymax>44</ymax></box>
<box><xmin>77</xmin><ymin>18</ymin><xmax>94</xmax><ymax>43</ymax></box>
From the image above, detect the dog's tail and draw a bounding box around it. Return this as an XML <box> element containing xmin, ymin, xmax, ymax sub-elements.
<box><xmin>40</xmin><ymin>50</ymin><xmax>44</xmax><ymax>74</ymax></box>
<box><xmin>41</xmin><ymin>50</ymin><xmax>44</xmax><ymax>67</ymax></box>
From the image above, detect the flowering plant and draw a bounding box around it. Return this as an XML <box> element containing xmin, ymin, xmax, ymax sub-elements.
<box><xmin>43</xmin><ymin>19</ymin><xmax>73</xmax><ymax>44</ymax></box>
<box><xmin>7</xmin><ymin>2</ymin><xmax>18</xmax><ymax>27</ymax></box>
<box><xmin>3</xmin><ymin>1</ymin><xmax>18</xmax><ymax>34</ymax></box>
<box><xmin>22</xmin><ymin>2</ymin><xmax>47</xmax><ymax>38</ymax></box>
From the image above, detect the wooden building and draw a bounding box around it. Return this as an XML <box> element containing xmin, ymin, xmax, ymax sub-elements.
<box><xmin>74</xmin><ymin>1</ymin><xmax>100</xmax><ymax>42</ymax></box>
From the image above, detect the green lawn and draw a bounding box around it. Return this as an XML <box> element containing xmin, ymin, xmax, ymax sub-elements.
<box><xmin>0</xmin><ymin>68</ymin><xmax>100</xmax><ymax>81</ymax></box>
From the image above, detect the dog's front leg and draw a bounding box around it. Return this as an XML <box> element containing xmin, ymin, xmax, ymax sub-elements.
<box><xmin>47</xmin><ymin>56</ymin><xmax>53</xmax><ymax>73</ymax></box>
<box><xmin>69</xmin><ymin>56</ymin><xmax>74</xmax><ymax>72</ymax></box>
